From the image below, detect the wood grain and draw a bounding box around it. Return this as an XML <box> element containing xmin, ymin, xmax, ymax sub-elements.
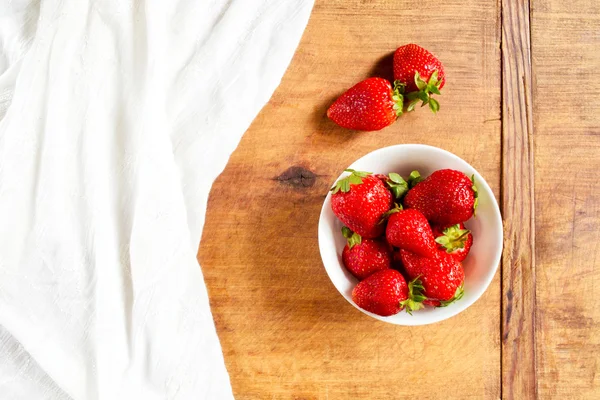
<box><xmin>500</xmin><ymin>0</ymin><xmax>537</xmax><ymax>398</ymax></box>
<box><xmin>199</xmin><ymin>0</ymin><xmax>502</xmax><ymax>398</ymax></box>
<box><xmin>531</xmin><ymin>0</ymin><xmax>600</xmax><ymax>398</ymax></box>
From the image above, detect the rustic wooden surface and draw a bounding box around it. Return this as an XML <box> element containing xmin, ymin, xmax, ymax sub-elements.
<box><xmin>200</xmin><ymin>0</ymin><xmax>501</xmax><ymax>398</ymax></box>
<box><xmin>199</xmin><ymin>0</ymin><xmax>600</xmax><ymax>398</ymax></box>
<box><xmin>531</xmin><ymin>0</ymin><xmax>600</xmax><ymax>398</ymax></box>
<box><xmin>501</xmin><ymin>0</ymin><xmax>537</xmax><ymax>398</ymax></box>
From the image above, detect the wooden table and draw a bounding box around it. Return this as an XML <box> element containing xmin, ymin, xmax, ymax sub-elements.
<box><xmin>199</xmin><ymin>0</ymin><xmax>600</xmax><ymax>398</ymax></box>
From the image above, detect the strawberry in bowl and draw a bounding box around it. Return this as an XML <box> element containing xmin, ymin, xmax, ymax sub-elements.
<box><xmin>318</xmin><ymin>144</ymin><xmax>503</xmax><ymax>325</ymax></box>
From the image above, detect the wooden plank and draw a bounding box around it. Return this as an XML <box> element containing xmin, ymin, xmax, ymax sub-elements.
<box><xmin>199</xmin><ymin>0</ymin><xmax>502</xmax><ymax>398</ymax></box>
<box><xmin>500</xmin><ymin>0</ymin><xmax>537</xmax><ymax>398</ymax></box>
<box><xmin>531</xmin><ymin>0</ymin><xmax>600</xmax><ymax>398</ymax></box>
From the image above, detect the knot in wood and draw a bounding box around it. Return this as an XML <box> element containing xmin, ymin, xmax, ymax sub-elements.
<box><xmin>276</xmin><ymin>166</ymin><xmax>316</xmax><ymax>188</ymax></box>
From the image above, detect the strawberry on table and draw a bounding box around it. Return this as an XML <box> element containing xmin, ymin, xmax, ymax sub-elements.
<box><xmin>352</xmin><ymin>269</ymin><xmax>426</xmax><ymax>316</ymax></box>
<box><xmin>327</xmin><ymin>77</ymin><xmax>405</xmax><ymax>131</ymax></box>
<box><xmin>432</xmin><ymin>223</ymin><xmax>473</xmax><ymax>262</ymax></box>
<box><xmin>341</xmin><ymin>227</ymin><xmax>391</xmax><ymax>280</ymax></box>
<box><xmin>404</xmin><ymin>169</ymin><xmax>478</xmax><ymax>226</ymax></box>
<box><xmin>385</xmin><ymin>208</ymin><xmax>437</xmax><ymax>258</ymax></box>
<box><xmin>393</xmin><ymin>44</ymin><xmax>445</xmax><ymax>113</ymax></box>
<box><xmin>331</xmin><ymin>169</ymin><xmax>393</xmax><ymax>238</ymax></box>
<box><xmin>400</xmin><ymin>250</ymin><xmax>465</xmax><ymax>307</ymax></box>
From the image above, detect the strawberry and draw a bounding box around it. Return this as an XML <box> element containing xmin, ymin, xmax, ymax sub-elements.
<box><xmin>393</xmin><ymin>44</ymin><xmax>445</xmax><ymax>113</ymax></box>
<box><xmin>432</xmin><ymin>223</ymin><xmax>473</xmax><ymax>262</ymax></box>
<box><xmin>400</xmin><ymin>250</ymin><xmax>465</xmax><ymax>306</ymax></box>
<box><xmin>331</xmin><ymin>170</ymin><xmax>393</xmax><ymax>238</ymax></box>
<box><xmin>352</xmin><ymin>269</ymin><xmax>425</xmax><ymax>316</ymax></box>
<box><xmin>327</xmin><ymin>78</ymin><xmax>404</xmax><ymax>131</ymax></box>
<box><xmin>341</xmin><ymin>227</ymin><xmax>391</xmax><ymax>280</ymax></box>
<box><xmin>404</xmin><ymin>169</ymin><xmax>478</xmax><ymax>226</ymax></box>
<box><xmin>385</xmin><ymin>208</ymin><xmax>437</xmax><ymax>258</ymax></box>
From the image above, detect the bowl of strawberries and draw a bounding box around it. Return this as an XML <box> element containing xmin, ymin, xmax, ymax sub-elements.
<box><xmin>318</xmin><ymin>144</ymin><xmax>503</xmax><ymax>325</ymax></box>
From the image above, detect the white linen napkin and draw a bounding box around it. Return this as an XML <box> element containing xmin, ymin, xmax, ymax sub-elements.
<box><xmin>0</xmin><ymin>0</ymin><xmax>314</xmax><ymax>398</ymax></box>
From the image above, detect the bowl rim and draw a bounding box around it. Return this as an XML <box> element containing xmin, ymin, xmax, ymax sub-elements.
<box><xmin>318</xmin><ymin>143</ymin><xmax>503</xmax><ymax>325</ymax></box>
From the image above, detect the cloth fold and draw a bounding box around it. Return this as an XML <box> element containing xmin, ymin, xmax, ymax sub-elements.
<box><xmin>0</xmin><ymin>0</ymin><xmax>313</xmax><ymax>398</ymax></box>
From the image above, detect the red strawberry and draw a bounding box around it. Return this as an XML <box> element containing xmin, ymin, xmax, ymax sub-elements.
<box><xmin>331</xmin><ymin>170</ymin><xmax>393</xmax><ymax>238</ymax></box>
<box><xmin>341</xmin><ymin>227</ymin><xmax>391</xmax><ymax>280</ymax></box>
<box><xmin>385</xmin><ymin>208</ymin><xmax>437</xmax><ymax>258</ymax></box>
<box><xmin>352</xmin><ymin>269</ymin><xmax>425</xmax><ymax>316</ymax></box>
<box><xmin>432</xmin><ymin>223</ymin><xmax>473</xmax><ymax>262</ymax></box>
<box><xmin>400</xmin><ymin>250</ymin><xmax>465</xmax><ymax>306</ymax></box>
<box><xmin>327</xmin><ymin>78</ymin><xmax>404</xmax><ymax>131</ymax></box>
<box><xmin>393</xmin><ymin>44</ymin><xmax>445</xmax><ymax>113</ymax></box>
<box><xmin>404</xmin><ymin>169</ymin><xmax>478</xmax><ymax>226</ymax></box>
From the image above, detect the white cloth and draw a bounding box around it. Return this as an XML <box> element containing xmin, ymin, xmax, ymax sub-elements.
<box><xmin>0</xmin><ymin>0</ymin><xmax>313</xmax><ymax>398</ymax></box>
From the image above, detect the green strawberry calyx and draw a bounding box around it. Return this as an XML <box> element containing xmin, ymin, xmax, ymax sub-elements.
<box><xmin>408</xmin><ymin>170</ymin><xmax>423</xmax><ymax>188</ymax></box>
<box><xmin>400</xmin><ymin>277</ymin><xmax>426</xmax><ymax>315</ymax></box>
<box><xmin>341</xmin><ymin>227</ymin><xmax>362</xmax><ymax>249</ymax></box>
<box><xmin>330</xmin><ymin>169</ymin><xmax>372</xmax><ymax>194</ymax></box>
<box><xmin>385</xmin><ymin>172</ymin><xmax>409</xmax><ymax>199</ymax></box>
<box><xmin>471</xmin><ymin>175</ymin><xmax>479</xmax><ymax>215</ymax></box>
<box><xmin>405</xmin><ymin>70</ymin><xmax>442</xmax><ymax>114</ymax></box>
<box><xmin>438</xmin><ymin>284</ymin><xmax>465</xmax><ymax>307</ymax></box>
<box><xmin>392</xmin><ymin>80</ymin><xmax>406</xmax><ymax>117</ymax></box>
<box><xmin>435</xmin><ymin>224</ymin><xmax>471</xmax><ymax>253</ymax></box>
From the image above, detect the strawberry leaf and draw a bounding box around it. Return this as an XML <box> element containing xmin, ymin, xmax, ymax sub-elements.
<box><xmin>392</xmin><ymin>80</ymin><xmax>406</xmax><ymax>117</ymax></box>
<box><xmin>386</xmin><ymin>173</ymin><xmax>409</xmax><ymax>199</ymax></box>
<box><xmin>393</xmin><ymin>80</ymin><xmax>406</xmax><ymax>94</ymax></box>
<box><xmin>407</xmin><ymin>99</ymin><xmax>419</xmax><ymax>112</ymax></box>
<box><xmin>378</xmin><ymin>203</ymin><xmax>403</xmax><ymax>224</ymax></box>
<box><xmin>429</xmin><ymin>70</ymin><xmax>439</xmax><ymax>86</ymax></box>
<box><xmin>330</xmin><ymin>169</ymin><xmax>372</xmax><ymax>194</ymax></box>
<box><xmin>348</xmin><ymin>174</ymin><xmax>363</xmax><ymax>185</ymax></box>
<box><xmin>471</xmin><ymin>174</ymin><xmax>479</xmax><ymax>214</ymax></box>
<box><xmin>428</xmin><ymin>84</ymin><xmax>441</xmax><ymax>95</ymax></box>
<box><xmin>400</xmin><ymin>277</ymin><xmax>426</xmax><ymax>315</ymax></box>
<box><xmin>341</xmin><ymin>226</ymin><xmax>362</xmax><ymax>249</ymax></box>
<box><xmin>408</xmin><ymin>170</ymin><xmax>423</xmax><ymax>188</ymax></box>
<box><xmin>414</xmin><ymin>71</ymin><xmax>428</xmax><ymax>91</ymax></box>
<box><xmin>435</xmin><ymin>224</ymin><xmax>471</xmax><ymax>252</ymax></box>
<box><xmin>347</xmin><ymin>169</ymin><xmax>370</xmax><ymax>178</ymax></box>
<box><xmin>405</xmin><ymin>92</ymin><xmax>419</xmax><ymax>100</ymax></box>
<box><xmin>417</xmin><ymin>91</ymin><xmax>429</xmax><ymax>103</ymax></box>
<box><xmin>404</xmin><ymin>70</ymin><xmax>443</xmax><ymax>114</ymax></box>
<box><xmin>429</xmin><ymin>98</ymin><xmax>440</xmax><ymax>113</ymax></box>
<box><xmin>438</xmin><ymin>284</ymin><xmax>465</xmax><ymax>307</ymax></box>
<box><xmin>388</xmin><ymin>172</ymin><xmax>403</xmax><ymax>184</ymax></box>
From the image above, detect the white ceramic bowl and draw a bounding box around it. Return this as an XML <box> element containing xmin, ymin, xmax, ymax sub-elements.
<box><xmin>318</xmin><ymin>144</ymin><xmax>503</xmax><ymax>325</ymax></box>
